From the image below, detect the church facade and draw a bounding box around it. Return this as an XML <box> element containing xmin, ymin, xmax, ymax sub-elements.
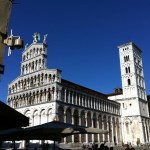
<box><xmin>7</xmin><ymin>34</ymin><xmax>150</xmax><ymax>146</ymax></box>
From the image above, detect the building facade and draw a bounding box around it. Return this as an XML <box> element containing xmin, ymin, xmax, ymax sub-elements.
<box><xmin>7</xmin><ymin>34</ymin><xmax>150</xmax><ymax>146</ymax></box>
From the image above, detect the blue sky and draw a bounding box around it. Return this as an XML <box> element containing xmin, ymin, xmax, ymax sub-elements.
<box><xmin>1</xmin><ymin>0</ymin><xmax>150</xmax><ymax>103</ymax></box>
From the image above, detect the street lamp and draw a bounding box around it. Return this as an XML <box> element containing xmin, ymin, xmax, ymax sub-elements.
<box><xmin>3</xmin><ymin>29</ymin><xmax>24</xmax><ymax>56</ymax></box>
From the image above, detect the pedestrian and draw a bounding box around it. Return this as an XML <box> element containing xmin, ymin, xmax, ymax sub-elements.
<box><xmin>130</xmin><ymin>146</ymin><xmax>135</xmax><ymax>150</ymax></box>
<box><xmin>88</xmin><ymin>143</ymin><xmax>92</xmax><ymax>150</ymax></box>
<box><xmin>100</xmin><ymin>143</ymin><xmax>105</xmax><ymax>150</ymax></box>
<box><xmin>125</xmin><ymin>144</ymin><xmax>130</xmax><ymax>150</ymax></box>
<box><xmin>110</xmin><ymin>147</ymin><xmax>113</xmax><ymax>150</ymax></box>
<box><xmin>45</xmin><ymin>142</ymin><xmax>49</xmax><ymax>150</ymax></box>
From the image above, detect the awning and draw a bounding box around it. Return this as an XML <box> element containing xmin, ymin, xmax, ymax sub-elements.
<box><xmin>22</xmin><ymin>121</ymin><xmax>109</xmax><ymax>139</ymax></box>
<box><xmin>0</xmin><ymin>121</ymin><xmax>108</xmax><ymax>141</ymax></box>
<box><xmin>0</xmin><ymin>101</ymin><xmax>29</xmax><ymax>129</ymax></box>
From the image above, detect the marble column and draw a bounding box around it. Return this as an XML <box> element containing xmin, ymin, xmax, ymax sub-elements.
<box><xmin>64</xmin><ymin>108</ymin><xmax>67</xmax><ymax>143</ymax></box>
<box><xmin>91</xmin><ymin>112</ymin><xmax>94</xmax><ymax>142</ymax></box>
<box><xmin>64</xmin><ymin>89</ymin><xmax>67</xmax><ymax>103</ymax></box>
<box><xmin>71</xmin><ymin>109</ymin><xmax>75</xmax><ymax>143</ymax></box>
<box><xmin>107</xmin><ymin>121</ymin><xmax>110</xmax><ymax>142</ymax></box>
<box><xmin>78</xmin><ymin>111</ymin><xmax>82</xmax><ymax>143</ymax></box>
<box><xmin>96</xmin><ymin>113</ymin><xmax>100</xmax><ymax>142</ymax></box>
<box><xmin>85</xmin><ymin>111</ymin><xmax>88</xmax><ymax>143</ymax></box>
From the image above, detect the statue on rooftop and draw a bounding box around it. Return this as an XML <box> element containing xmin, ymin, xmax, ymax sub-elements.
<box><xmin>25</xmin><ymin>43</ymin><xmax>28</xmax><ymax>50</ymax></box>
<box><xmin>43</xmin><ymin>34</ymin><xmax>48</xmax><ymax>44</ymax></box>
<box><xmin>33</xmin><ymin>32</ymin><xmax>40</xmax><ymax>43</ymax></box>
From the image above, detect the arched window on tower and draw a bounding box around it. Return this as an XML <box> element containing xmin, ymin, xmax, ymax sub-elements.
<box><xmin>127</xmin><ymin>55</ymin><xmax>130</xmax><ymax>61</ymax></box>
<box><xmin>124</xmin><ymin>56</ymin><xmax>126</xmax><ymax>62</ymax></box>
<box><xmin>125</xmin><ymin>122</ymin><xmax>129</xmax><ymax>134</ymax></box>
<box><xmin>127</xmin><ymin>79</ymin><xmax>131</xmax><ymax>86</ymax></box>
<box><xmin>125</xmin><ymin>67</ymin><xmax>128</xmax><ymax>73</ymax></box>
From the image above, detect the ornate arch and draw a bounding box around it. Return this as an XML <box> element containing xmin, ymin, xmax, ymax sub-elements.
<box><xmin>33</xmin><ymin>109</ymin><xmax>39</xmax><ymax>126</ymax></box>
<box><xmin>40</xmin><ymin>109</ymin><xmax>47</xmax><ymax>124</ymax></box>
<box><xmin>47</xmin><ymin>108</ymin><xmax>53</xmax><ymax>122</ymax></box>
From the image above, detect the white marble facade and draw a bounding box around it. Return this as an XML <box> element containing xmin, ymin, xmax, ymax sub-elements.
<box><xmin>7</xmin><ymin>35</ymin><xmax>150</xmax><ymax>146</ymax></box>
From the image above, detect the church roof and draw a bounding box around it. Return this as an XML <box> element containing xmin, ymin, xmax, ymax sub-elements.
<box><xmin>61</xmin><ymin>79</ymin><xmax>107</xmax><ymax>99</ymax></box>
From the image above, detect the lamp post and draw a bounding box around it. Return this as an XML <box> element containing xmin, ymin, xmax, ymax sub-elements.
<box><xmin>3</xmin><ymin>29</ymin><xmax>24</xmax><ymax>56</ymax></box>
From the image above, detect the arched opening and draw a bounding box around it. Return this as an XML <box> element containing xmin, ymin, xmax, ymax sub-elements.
<box><xmin>93</xmin><ymin>113</ymin><xmax>98</xmax><ymax>142</ymax></box>
<box><xmin>40</xmin><ymin>109</ymin><xmax>47</xmax><ymax>124</ymax></box>
<box><xmin>103</xmin><ymin>115</ymin><xmax>108</xmax><ymax>141</ymax></box>
<box><xmin>24</xmin><ymin>110</ymin><xmax>31</xmax><ymax>127</ymax></box>
<box><xmin>125</xmin><ymin>67</ymin><xmax>128</xmax><ymax>73</ymax></box>
<box><xmin>47</xmin><ymin>108</ymin><xmax>52</xmax><ymax>122</ymax></box>
<box><xmin>33</xmin><ymin>110</ymin><xmax>39</xmax><ymax>126</ymax></box>
<box><xmin>124</xmin><ymin>56</ymin><xmax>126</xmax><ymax>62</ymax></box>
<box><xmin>99</xmin><ymin>115</ymin><xmax>103</xmax><ymax>142</ymax></box>
<box><xmin>74</xmin><ymin>110</ymin><xmax>79</xmax><ymax>143</ymax></box>
<box><xmin>47</xmin><ymin>88</ymin><xmax>51</xmax><ymax>101</ymax></box>
<box><xmin>87</xmin><ymin>112</ymin><xmax>92</xmax><ymax>142</ymax></box>
<box><xmin>66</xmin><ymin>108</ymin><xmax>72</xmax><ymax>143</ymax></box>
<box><xmin>128</xmin><ymin>79</ymin><xmax>131</xmax><ymax>86</ymax></box>
<box><xmin>81</xmin><ymin>111</ymin><xmax>86</xmax><ymax>142</ymax></box>
<box><xmin>58</xmin><ymin>107</ymin><xmax>64</xmax><ymax>122</ymax></box>
<box><xmin>125</xmin><ymin>122</ymin><xmax>130</xmax><ymax>143</ymax></box>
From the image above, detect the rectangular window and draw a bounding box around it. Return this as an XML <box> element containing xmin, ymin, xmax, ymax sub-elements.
<box><xmin>122</xmin><ymin>103</ymin><xmax>124</xmax><ymax>108</ymax></box>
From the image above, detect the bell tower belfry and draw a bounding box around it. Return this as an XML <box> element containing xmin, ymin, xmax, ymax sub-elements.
<box><xmin>119</xmin><ymin>42</ymin><xmax>146</xmax><ymax>100</ymax></box>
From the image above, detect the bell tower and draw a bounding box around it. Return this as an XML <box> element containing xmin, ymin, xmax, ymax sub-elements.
<box><xmin>118</xmin><ymin>42</ymin><xmax>149</xmax><ymax>144</ymax></box>
<box><xmin>118</xmin><ymin>42</ymin><xmax>149</xmax><ymax>117</ymax></box>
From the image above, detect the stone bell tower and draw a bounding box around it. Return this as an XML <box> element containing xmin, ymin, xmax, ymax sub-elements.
<box><xmin>118</xmin><ymin>42</ymin><xmax>149</xmax><ymax>144</ymax></box>
<box><xmin>118</xmin><ymin>42</ymin><xmax>149</xmax><ymax>117</ymax></box>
